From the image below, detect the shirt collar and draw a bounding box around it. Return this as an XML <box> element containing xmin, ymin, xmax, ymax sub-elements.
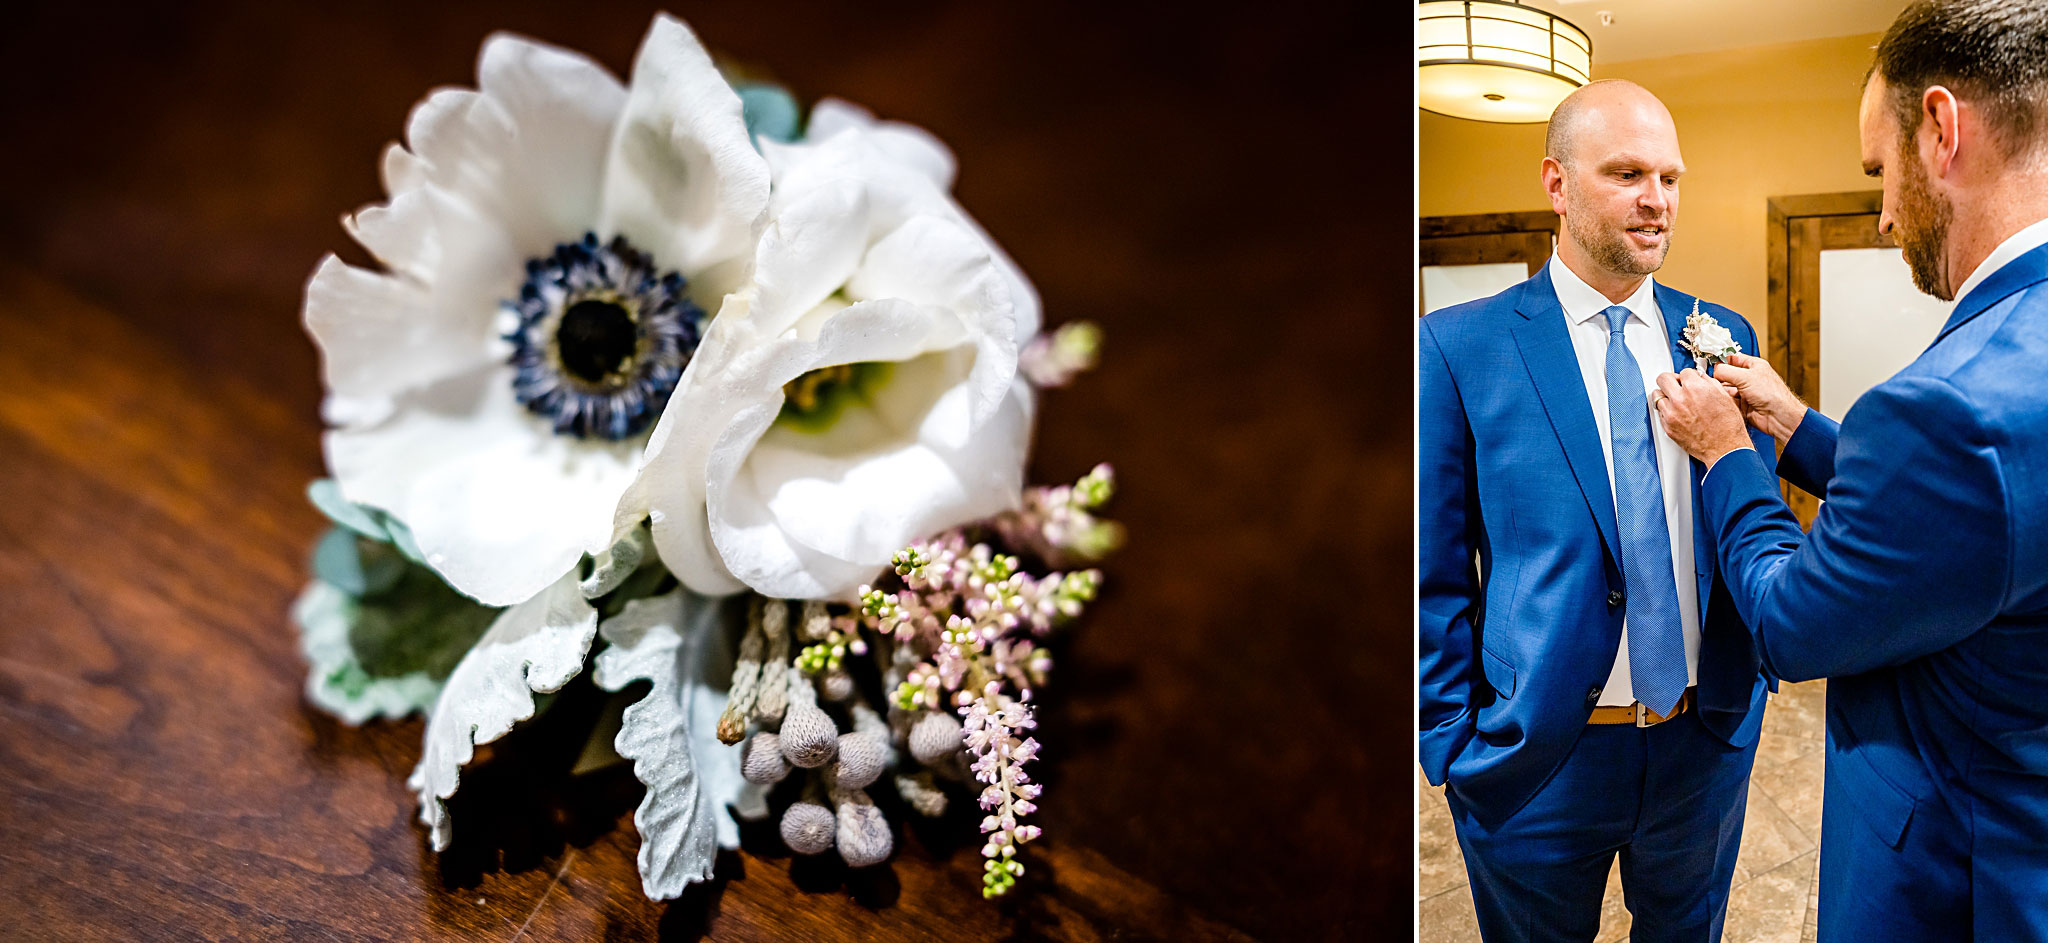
<box><xmin>1548</xmin><ymin>254</ymin><xmax>1658</xmax><ymax>326</ymax></box>
<box><xmin>1954</xmin><ymin>215</ymin><xmax>2048</xmax><ymax>305</ymax></box>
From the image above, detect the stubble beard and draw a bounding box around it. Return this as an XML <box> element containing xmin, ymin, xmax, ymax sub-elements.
<box><xmin>1564</xmin><ymin>181</ymin><xmax>1669</xmax><ymax>282</ymax></box>
<box><xmin>1895</xmin><ymin>147</ymin><xmax>1956</xmax><ymax>301</ymax></box>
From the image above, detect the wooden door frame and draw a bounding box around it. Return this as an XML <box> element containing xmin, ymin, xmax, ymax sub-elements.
<box><xmin>1764</xmin><ymin>190</ymin><xmax>1888</xmax><ymax>526</ymax></box>
<box><xmin>1419</xmin><ymin>211</ymin><xmax>1559</xmax><ymax>315</ymax></box>
<box><xmin>1420</xmin><ymin>210</ymin><xmax>1558</xmax><ymax>272</ymax></box>
<box><xmin>1764</xmin><ymin>191</ymin><xmax>1887</xmax><ymax>401</ymax></box>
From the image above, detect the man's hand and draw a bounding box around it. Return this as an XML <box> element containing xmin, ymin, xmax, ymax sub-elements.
<box><xmin>1712</xmin><ymin>353</ymin><xmax>1807</xmax><ymax>444</ymax></box>
<box><xmin>1653</xmin><ymin>368</ymin><xmax>1752</xmax><ymax>467</ymax></box>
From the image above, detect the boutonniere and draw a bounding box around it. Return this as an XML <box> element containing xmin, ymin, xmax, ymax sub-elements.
<box><xmin>1679</xmin><ymin>299</ymin><xmax>1741</xmax><ymax>368</ymax></box>
<box><xmin>289</xmin><ymin>12</ymin><xmax>1124</xmax><ymax>904</ymax></box>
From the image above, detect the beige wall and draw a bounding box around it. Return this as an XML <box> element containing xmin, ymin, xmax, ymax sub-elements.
<box><xmin>1420</xmin><ymin>32</ymin><xmax>1886</xmax><ymax>348</ymax></box>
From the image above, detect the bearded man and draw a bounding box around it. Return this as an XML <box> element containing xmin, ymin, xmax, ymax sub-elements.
<box><xmin>1419</xmin><ymin>79</ymin><xmax>1775</xmax><ymax>943</ymax></box>
<box><xmin>1651</xmin><ymin>2</ymin><xmax>2048</xmax><ymax>939</ymax></box>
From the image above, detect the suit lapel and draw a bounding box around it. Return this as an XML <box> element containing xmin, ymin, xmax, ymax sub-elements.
<box><xmin>1656</xmin><ymin>283</ymin><xmax>1716</xmax><ymax>619</ymax></box>
<box><xmin>1511</xmin><ymin>268</ymin><xmax>1622</xmax><ymax>568</ymax></box>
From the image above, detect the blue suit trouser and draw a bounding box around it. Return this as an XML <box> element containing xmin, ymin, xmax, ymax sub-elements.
<box><xmin>1446</xmin><ymin>709</ymin><xmax>1758</xmax><ymax>943</ymax></box>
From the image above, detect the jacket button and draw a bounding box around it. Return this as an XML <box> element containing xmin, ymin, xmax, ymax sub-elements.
<box><xmin>1585</xmin><ymin>686</ymin><xmax>1602</xmax><ymax>707</ymax></box>
<box><xmin>1607</xmin><ymin>590</ymin><xmax>1625</xmax><ymax>607</ymax></box>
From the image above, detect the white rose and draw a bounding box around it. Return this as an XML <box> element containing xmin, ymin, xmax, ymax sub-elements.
<box><xmin>1685</xmin><ymin>312</ymin><xmax>1740</xmax><ymax>362</ymax></box>
<box><xmin>625</xmin><ymin>105</ymin><xmax>1038</xmax><ymax>600</ymax></box>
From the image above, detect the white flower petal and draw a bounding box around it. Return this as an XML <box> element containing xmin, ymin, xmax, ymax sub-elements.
<box><xmin>698</xmin><ymin>343</ymin><xmax>1027</xmax><ymax>598</ymax></box>
<box><xmin>303</xmin><ymin>254</ymin><xmax>500</xmax><ymax>421</ymax></box>
<box><xmin>599</xmin><ymin>13</ymin><xmax>770</xmax><ymax>293</ymax></box>
<box><xmin>326</xmin><ymin>365</ymin><xmax>642</xmax><ymax>606</ymax></box>
<box><xmin>847</xmin><ymin>214</ymin><xmax>995</xmax><ymax>311</ymax></box>
<box><xmin>733</xmin><ymin>376</ymin><xmax>1033</xmax><ymax>594</ymax></box>
<box><xmin>805</xmin><ymin>97</ymin><xmax>957</xmax><ymax>190</ymax></box>
<box><xmin>380</xmin><ymin>141</ymin><xmax>428</xmax><ymax>196</ymax></box>
<box><xmin>700</xmin><ymin>399</ymin><xmax>856</xmax><ymax>599</ymax></box>
<box><xmin>399</xmin><ymin>89</ymin><xmax>530</xmax><ymax>244</ymax></box>
<box><xmin>796</xmin><ymin>296</ymin><xmax>969</xmax><ymax>363</ymax></box>
<box><xmin>643</xmin><ymin>293</ymin><xmax>1017</xmax><ymax>599</ymax></box>
<box><xmin>633</xmin><ymin>103</ymin><xmax>1042</xmax><ymax>601</ymax></box>
<box><xmin>696</xmin><ymin>301</ymin><xmax>969</xmax><ymax>518</ymax></box>
<box><xmin>847</xmin><ymin>214</ymin><xmax>1017</xmax><ymax>435</ymax></box>
<box><xmin>473</xmin><ymin>32</ymin><xmax>627</xmax><ymax>243</ymax></box>
<box><xmin>750</xmin><ymin>180</ymin><xmax>871</xmax><ymax>337</ymax></box>
<box><xmin>326</xmin><ymin>33</ymin><xmax>628</xmax><ymax>410</ymax></box>
<box><xmin>635</xmin><ymin>311</ymin><xmax>863</xmax><ymax>598</ymax></box>
<box><xmin>627</xmin><ymin>310</ymin><xmax>781</xmax><ymax>598</ymax></box>
<box><xmin>396</xmin><ymin>35</ymin><xmax>624</xmax><ymax>263</ymax></box>
<box><xmin>408</xmin><ymin>571</ymin><xmax>598</xmax><ymax>850</ymax></box>
<box><xmin>763</xmin><ymin>122</ymin><xmax>1040</xmax><ymax>340</ymax></box>
<box><xmin>621</xmin><ymin>464</ymin><xmax>745</xmax><ymax>599</ymax></box>
<box><xmin>591</xmin><ymin>591</ymin><xmax>748</xmax><ymax>897</ymax></box>
<box><xmin>343</xmin><ymin>187</ymin><xmax>442</xmax><ymax>281</ymax></box>
<box><xmin>762</xmin><ymin>130</ymin><xmax>947</xmax><ymax>238</ymax></box>
<box><xmin>947</xmin><ymin>216</ymin><xmax>1040</xmax><ymax>342</ymax></box>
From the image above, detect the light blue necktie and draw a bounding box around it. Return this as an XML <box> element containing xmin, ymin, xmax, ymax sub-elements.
<box><xmin>1602</xmin><ymin>305</ymin><xmax>1687</xmax><ymax>717</ymax></box>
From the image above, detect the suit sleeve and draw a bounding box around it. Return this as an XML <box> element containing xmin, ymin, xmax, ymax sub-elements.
<box><xmin>1418</xmin><ymin>320</ymin><xmax>1482</xmax><ymax>785</ymax></box>
<box><xmin>1701</xmin><ymin>376</ymin><xmax>2011</xmax><ymax>681</ymax></box>
<box><xmin>1777</xmin><ymin>408</ymin><xmax>1839</xmax><ymax>497</ymax></box>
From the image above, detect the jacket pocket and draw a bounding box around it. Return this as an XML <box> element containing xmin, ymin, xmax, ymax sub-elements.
<box><xmin>1481</xmin><ymin>645</ymin><xmax>1516</xmax><ymax>700</ymax></box>
<box><xmin>1829</xmin><ymin>735</ymin><xmax>1918</xmax><ymax>850</ymax></box>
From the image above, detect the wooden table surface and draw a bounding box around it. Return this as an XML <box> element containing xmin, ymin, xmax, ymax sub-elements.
<box><xmin>0</xmin><ymin>3</ymin><xmax>1407</xmax><ymax>940</ymax></box>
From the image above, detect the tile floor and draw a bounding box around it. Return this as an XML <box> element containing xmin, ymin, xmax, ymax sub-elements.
<box><xmin>1418</xmin><ymin>680</ymin><xmax>1828</xmax><ymax>943</ymax></box>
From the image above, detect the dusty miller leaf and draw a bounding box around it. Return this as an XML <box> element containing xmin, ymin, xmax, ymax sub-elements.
<box><xmin>295</xmin><ymin>581</ymin><xmax>443</xmax><ymax>724</ymax></box>
<box><xmin>307</xmin><ymin>478</ymin><xmax>427</xmax><ymax>565</ymax></box>
<box><xmin>407</xmin><ymin>571</ymin><xmax>598</xmax><ymax>850</ymax></box>
<box><xmin>294</xmin><ymin>522</ymin><xmax>501</xmax><ymax>721</ymax></box>
<box><xmin>582</xmin><ymin>525</ymin><xmax>651</xmax><ymax>600</ymax></box>
<box><xmin>591</xmin><ymin>590</ymin><xmax>750</xmax><ymax>898</ymax></box>
<box><xmin>308</xmin><ymin>478</ymin><xmax>390</xmax><ymax>541</ymax></box>
<box><xmin>294</xmin><ymin>528</ymin><xmax>501</xmax><ymax>724</ymax></box>
<box><xmin>311</xmin><ymin>528</ymin><xmax>405</xmax><ymax>597</ymax></box>
<box><xmin>733</xmin><ymin>81</ymin><xmax>802</xmax><ymax>146</ymax></box>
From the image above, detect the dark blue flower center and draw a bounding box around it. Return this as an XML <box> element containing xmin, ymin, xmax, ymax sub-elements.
<box><xmin>502</xmin><ymin>234</ymin><xmax>703</xmax><ymax>440</ymax></box>
<box><xmin>556</xmin><ymin>299</ymin><xmax>639</xmax><ymax>384</ymax></box>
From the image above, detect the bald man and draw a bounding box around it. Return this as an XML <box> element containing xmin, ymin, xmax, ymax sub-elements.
<box><xmin>1420</xmin><ymin>80</ymin><xmax>1775</xmax><ymax>943</ymax></box>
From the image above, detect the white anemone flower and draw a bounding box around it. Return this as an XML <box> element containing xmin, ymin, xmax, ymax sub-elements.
<box><xmin>303</xmin><ymin>15</ymin><xmax>769</xmax><ymax>606</ymax></box>
<box><xmin>624</xmin><ymin>101</ymin><xmax>1041</xmax><ymax>600</ymax></box>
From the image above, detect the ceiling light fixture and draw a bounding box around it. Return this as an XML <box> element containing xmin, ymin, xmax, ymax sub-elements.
<box><xmin>1418</xmin><ymin>1</ymin><xmax>1593</xmax><ymax>123</ymax></box>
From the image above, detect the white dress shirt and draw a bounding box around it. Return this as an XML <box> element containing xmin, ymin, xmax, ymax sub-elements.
<box><xmin>1954</xmin><ymin>215</ymin><xmax>2048</xmax><ymax>305</ymax></box>
<box><xmin>1550</xmin><ymin>255</ymin><xmax>1702</xmax><ymax>707</ymax></box>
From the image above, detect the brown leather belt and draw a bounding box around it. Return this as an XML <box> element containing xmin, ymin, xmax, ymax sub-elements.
<box><xmin>1587</xmin><ymin>688</ymin><xmax>1694</xmax><ymax>727</ymax></box>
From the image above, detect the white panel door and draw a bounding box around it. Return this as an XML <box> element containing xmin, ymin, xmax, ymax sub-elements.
<box><xmin>1817</xmin><ymin>247</ymin><xmax>1954</xmax><ymax>421</ymax></box>
<box><xmin>1421</xmin><ymin>262</ymin><xmax>1530</xmax><ymax>316</ymax></box>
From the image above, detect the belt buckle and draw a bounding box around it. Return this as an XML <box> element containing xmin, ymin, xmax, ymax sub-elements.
<box><xmin>1635</xmin><ymin>702</ymin><xmax>1651</xmax><ymax>728</ymax></box>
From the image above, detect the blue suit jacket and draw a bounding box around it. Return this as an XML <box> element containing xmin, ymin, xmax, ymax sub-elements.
<box><xmin>1702</xmin><ymin>242</ymin><xmax>2048</xmax><ymax>934</ymax></box>
<box><xmin>1419</xmin><ymin>268</ymin><xmax>1775</xmax><ymax>828</ymax></box>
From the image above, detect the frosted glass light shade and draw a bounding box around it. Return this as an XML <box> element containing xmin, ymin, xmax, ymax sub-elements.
<box><xmin>1419</xmin><ymin>0</ymin><xmax>1591</xmax><ymax>124</ymax></box>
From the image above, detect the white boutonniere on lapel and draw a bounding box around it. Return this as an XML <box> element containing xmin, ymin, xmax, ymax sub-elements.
<box><xmin>1679</xmin><ymin>299</ymin><xmax>1742</xmax><ymax>369</ymax></box>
